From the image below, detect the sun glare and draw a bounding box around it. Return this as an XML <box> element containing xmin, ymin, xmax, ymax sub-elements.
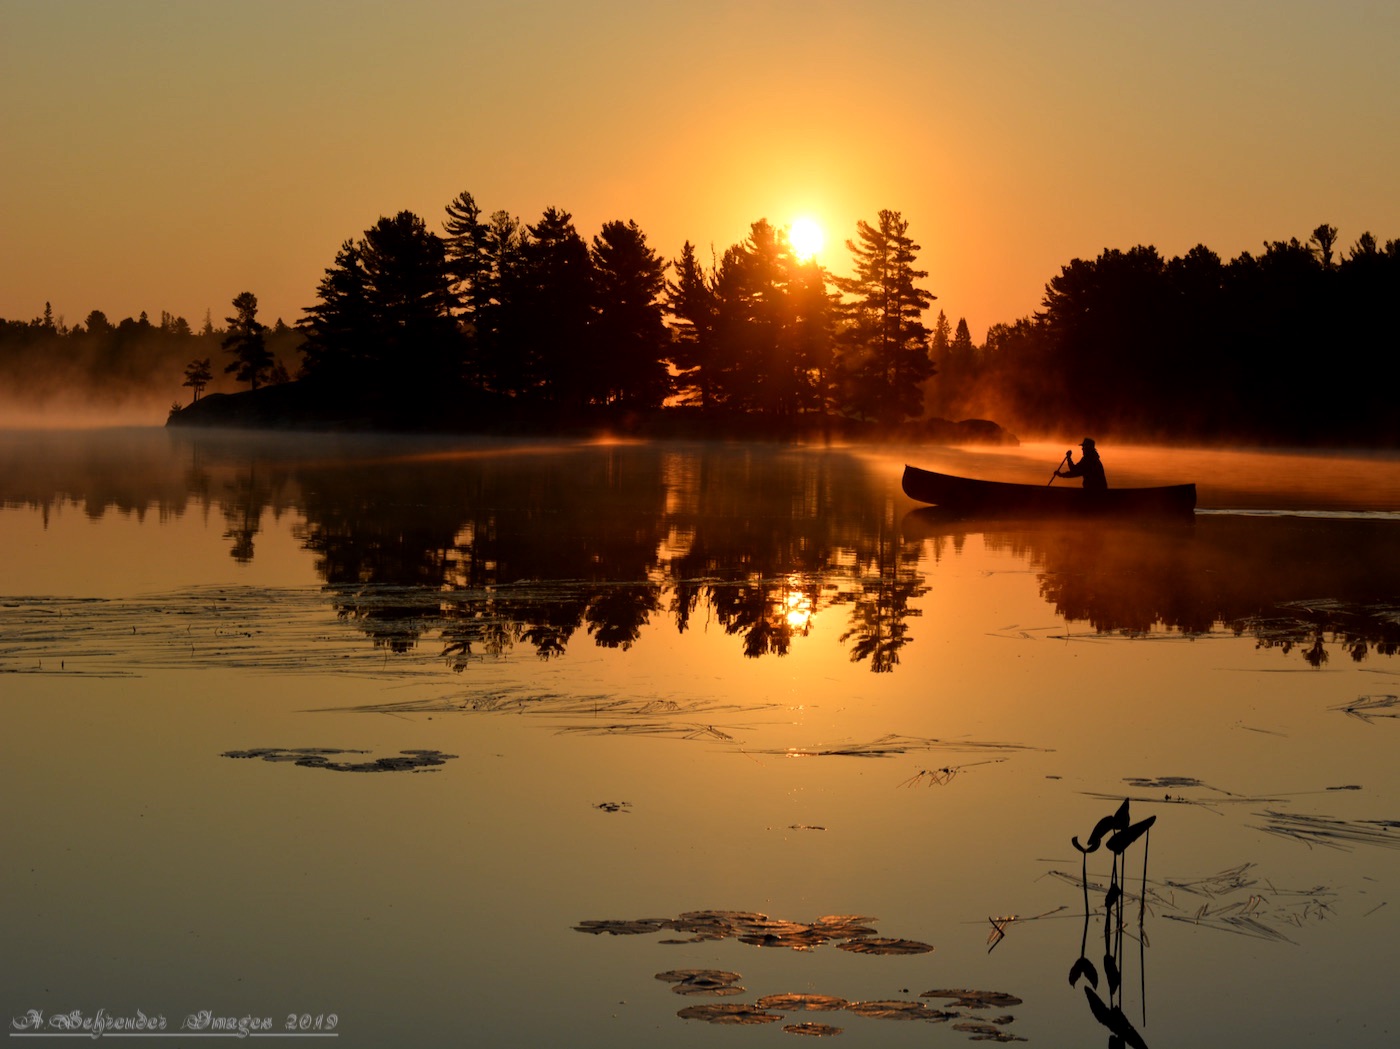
<box><xmin>784</xmin><ymin>588</ymin><xmax>813</xmax><ymax>632</ymax></box>
<box><xmin>788</xmin><ymin>217</ymin><xmax>825</xmax><ymax>262</ymax></box>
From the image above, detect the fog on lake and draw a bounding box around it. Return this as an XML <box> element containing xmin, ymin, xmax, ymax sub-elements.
<box><xmin>3</xmin><ymin>429</ymin><xmax>1398</xmax><ymax>1048</ymax></box>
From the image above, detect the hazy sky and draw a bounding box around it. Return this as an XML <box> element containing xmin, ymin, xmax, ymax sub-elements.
<box><xmin>4</xmin><ymin>0</ymin><xmax>1398</xmax><ymax>338</ymax></box>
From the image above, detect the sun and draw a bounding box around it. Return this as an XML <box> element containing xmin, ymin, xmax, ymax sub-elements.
<box><xmin>788</xmin><ymin>216</ymin><xmax>825</xmax><ymax>262</ymax></box>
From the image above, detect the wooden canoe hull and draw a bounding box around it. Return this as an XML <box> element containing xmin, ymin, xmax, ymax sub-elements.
<box><xmin>901</xmin><ymin>465</ymin><xmax>1196</xmax><ymax>518</ymax></box>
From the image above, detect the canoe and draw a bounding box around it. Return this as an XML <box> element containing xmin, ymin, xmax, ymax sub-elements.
<box><xmin>901</xmin><ymin>464</ymin><xmax>1196</xmax><ymax>518</ymax></box>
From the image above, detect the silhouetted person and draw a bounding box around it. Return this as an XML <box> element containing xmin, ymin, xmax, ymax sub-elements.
<box><xmin>1057</xmin><ymin>438</ymin><xmax>1107</xmax><ymax>490</ymax></box>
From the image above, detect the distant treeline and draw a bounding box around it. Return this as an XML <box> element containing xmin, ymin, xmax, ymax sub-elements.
<box><xmin>945</xmin><ymin>226</ymin><xmax>1400</xmax><ymax>444</ymax></box>
<box><xmin>4</xmin><ymin>203</ymin><xmax>1397</xmax><ymax>444</ymax></box>
<box><xmin>0</xmin><ymin>305</ymin><xmax>302</xmax><ymax>409</ymax></box>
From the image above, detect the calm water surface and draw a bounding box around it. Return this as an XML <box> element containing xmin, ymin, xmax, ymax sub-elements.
<box><xmin>3</xmin><ymin>429</ymin><xmax>1398</xmax><ymax>1047</ymax></box>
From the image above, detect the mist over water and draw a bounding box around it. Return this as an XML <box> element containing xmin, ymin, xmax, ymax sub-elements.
<box><xmin>0</xmin><ymin>393</ymin><xmax>186</xmax><ymax>430</ymax></box>
<box><xmin>1022</xmin><ymin>440</ymin><xmax>1400</xmax><ymax>513</ymax></box>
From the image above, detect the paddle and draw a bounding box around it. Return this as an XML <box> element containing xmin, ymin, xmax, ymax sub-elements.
<box><xmin>1047</xmin><ymin>451</ymin><xmax>1071</xmax><ymax>486</ymax></box>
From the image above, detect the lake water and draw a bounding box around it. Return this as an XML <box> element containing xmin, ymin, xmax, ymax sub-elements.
<box><xmin>3</xmin><ymin>428</ymin><xmax>1398</xmax><ymax>1047</ymax></box>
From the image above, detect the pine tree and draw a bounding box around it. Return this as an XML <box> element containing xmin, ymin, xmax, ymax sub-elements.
<box><xmin>300</xmin><ymin>240</ymin><xmax>373</xmax><ymax>384</ymax></box>
<box><xmin>831</xmin><ymin>210</ymin><xmax>935</xmax><ymax>424</ymax></box>
<box><xmin>665</xmin><ymin>241</ymin><xmax>720</xmax><ymax>408</ymax></box>
<box><xmin>222</xmin><ymin>292</ymin><xmax>273</xmax><ymax>390</ymax></box>
<box><xmin>711</xmin><ymin>219</ymin><xmax>796</xmax><ymax>415</ymax></box>
<box><xmin>442</xmin><ymin>191</ymin><xmax>490</xmax><ymax>325</ymax></box>
<box><xmin>927</xmin><ymin>310</ymin><xmax>952</xmax><ymax>416</ymax></box>
<box><xmin>299</xmin><ymin>212</ymin><xmax>460</xmax><ymax>398</ymax></box>
<box><xmin>589</xmin><ymin>219</ymin><xmax>670</xmax><ymax>408</ymax></box>
<box><xmin>515</xmin><ymin>207</ymin><xmax>593</xmax><ymax>403</ymax></box>
<box><xmin>473</xmin><ymin>210</ymin><xmax>528</xmax><ymax>394</ymax></box>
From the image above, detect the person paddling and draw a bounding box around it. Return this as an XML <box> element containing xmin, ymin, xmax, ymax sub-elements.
<box><xmin>1056</xmin><ymin>438</ymin><xmax>1107</xmax><ymax>490</ymax></box>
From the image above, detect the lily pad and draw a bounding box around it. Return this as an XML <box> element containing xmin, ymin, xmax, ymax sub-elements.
<box><xmin>755</xmin><ymin>994</ymin><xmax>848</xmax><ymax>1012</ymax></box>
<box><xmin>221</xmin><ymin>747</ymin><xmax>456</xmax><ymax>772</ymax></box>
<box><xmin>845</xmin><ymin>1000</ymin><xmax>943</xmax><ymax>1021</ymax></box>
<box><xmin>836</xmin><ymin>937</ymin><xmax>934</xmax><ymax>955</ymax></box>
<box><xmin>953</xmin><ymin>1020</ymin><xmax>1028</xmax><ymax>1042</ymax></box>
<box><xmin>654</xmin><ymin>970</ymin><xmax>744</xmax><ymax>996</ymax></box>
<box><xmin>573</xmin><ymin>918</ymin><xmax>671</xmax><ymax>936</ymax></box>
<box><xmin>920</xmin><ymin>989</ymin><xmax>1023</xmax><ymax>1009</ymax></box>
<box><xmin>676</xmin><ymin>1003</ymin><xmax>783</xmax><ymax>1025</ymax></box>
<box><xmin>782</xmin><ymin>1021</ymin><xmax>843</xmax><ymax>1036</ymax></box>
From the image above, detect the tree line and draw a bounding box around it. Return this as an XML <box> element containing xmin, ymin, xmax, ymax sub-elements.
<box><xmin>943</xmin><ymin>224</ymin><xmax>1400</xmax><ymax>444</ymax></box>
<box><xmin>0</xmin><ymin>303</ymin><xmax>301</xmax><ymax>409</ymax></box>
<box><xmin>222</xmin><ymin>200</ymin><xmax>1399</xmax><ymax>444</ymax></box>
<box><xmin>5</xmin><ymin>203</ymin><xmax>1397</xmax><ymax>444</ymax></box>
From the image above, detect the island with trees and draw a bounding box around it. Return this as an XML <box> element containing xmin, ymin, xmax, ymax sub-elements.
<box><xmin>173</xmin><ymin>196</ymin><xmax>967</xmax><ymax>441</ymax></box>
<box><xmin>2</xmin><ymin>192</ymin><xmax>1396</xmax><ymax>446</ymax></box>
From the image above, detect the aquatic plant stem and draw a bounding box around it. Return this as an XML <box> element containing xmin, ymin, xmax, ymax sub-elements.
<box><xmin>1140</xmin><ymin>824</ymin><xmax>1150</xmax><ymax>1027</ymax></box>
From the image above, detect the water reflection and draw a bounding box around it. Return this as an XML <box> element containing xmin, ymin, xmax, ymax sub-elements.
<box><xmin>186</xmin><ymin>436</ymin><xmax>928</xmax><ymax>672</ymax></box>
<box><xmin>3</xmin><ymin>431</ymin><xmax>1397</xmax><ymax>670</ymax></box>
<box><xmin>5</xmin><ymin>431</ymin><xmax>1399</xmax><ymax>1049</ymax></box>
<box><xmin>904</xmin><ymin>508</ymin><xmax>1400</xmax><ymax>666</ymax></box>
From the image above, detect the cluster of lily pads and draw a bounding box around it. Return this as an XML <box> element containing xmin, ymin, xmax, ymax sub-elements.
<box><xmin>574</xmin><ymin>909</ymin><xmax>932</xmax><ymax>953</ymax></box>
<box><xmin>576</xmin><ymin>910</ymin><xmax>1026</xmax><ymax>1040</ymax></box>
<box><xmin>654</xmin><ymin>972</ymin><xmax>1023</xmax><ymax>1040</ymax></box>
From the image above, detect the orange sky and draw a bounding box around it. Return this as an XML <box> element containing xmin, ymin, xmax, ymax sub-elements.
<box><xmin>3</xmin><ymin>1</ymin><xmax>1398</xmax><ymax>341</ymax></box>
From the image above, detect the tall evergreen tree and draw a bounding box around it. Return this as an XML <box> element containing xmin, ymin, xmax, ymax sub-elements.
<box><xmin>713</xmin><ymin>219</ymin><xmax>835</xmax><ymax>416</ymax></box>
<box><xmin>589</xmin><ymin>219</ymin><xmax>670</xmax><ymax>408</ymax></box>
<box><xmin>831</xmin><ymin>210</ymin><xmax>935</xmax><ymax>424</ymax></box>
<box><xmin>713</xmin><ymin>222</ymin><xmax>782</xmax><ymax>412</ymax></box>
<box><xmin>442</xmin><ymin>191</ymin><xmax>491</xmax><ymax>327</ymax></box>
<box><xmin>927</xmin><ymin>310</ymin><xmax>952</xmax><ymax>416</ymax></box>
<box><xmin>472</xmin><ymin>209</ymin><xmax>528</xmax><ymax>392</ymax></box>
<box><xmin>515</xmin><ymin>207</ymin><xmax>593</xmax><ymax>403</ymax></box>
<box><xmin>222</xmin><ymin>291</ymin><xmax>272</xmax><ymax>389</ymax></box>
<box><xmin>950</xmin><ymin>318</ymin><xmax>974</xmax><ymax>371</ymax></box>
<box><xmin>665</xmin><ymin>241</ymin><xmax>720</xmax><ymax>408</ymax></box>
<box><xmin>300</xmin><ymin>211</ymin><xmax>461</xmax><ymax>399</ymax></box>
<box><xmin>783</xmin><ymin>255</ymin><xmax>839</xmax><ymax>416</ymax></box>
<box><xmin>300</xmin><ymin>239</ymin><xmax>374</xmax><ymax>384</ymax></box>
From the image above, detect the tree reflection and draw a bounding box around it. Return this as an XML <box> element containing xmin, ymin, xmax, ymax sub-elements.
<box><xmin>296</xmin><ymin>464</ymin><xmax>460</xmax><ymax>654</ymax></box>
<box><xmin>904</xmin><ymin>507</ymin><xmax>1400</xmax><ymax>666</ymax></box>
<box><xmin>14</xmin><ymin>431</ymin><xmax>1395</xmax><ymax>672</ymax></box>
<box><xmin>586</xmin><ymin>584</ymin><xmax>660</xmax><ymax>649</ymax></box>
<box><xmin>441</xmin><ymin>610</ymin><xmax>522</xmax><ymax>668</ymax></box>
<box><xmin>839</xmin><ymin>512</ymin><xmax>927</xmax><ymax>673</ymax></box>
<box><xmin>219</xmin><ymin>459</ymin><xmax>291</xmax><ymax>564</ymax></box>
<box><xmin>703</xmin><ymin>579</ymin><xmax>797</xmax><ymax>658</ymax></box>
<box><xmin>228</xmin><ymin>453</ymin><xmax>1400</xmax><ymax>669</ymax></box>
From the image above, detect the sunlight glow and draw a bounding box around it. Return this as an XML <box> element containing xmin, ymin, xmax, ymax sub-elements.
<box><xmin>788</xmin><ymin>217</ymin><xmax>825</xmax><ymax>262</ymax></box>
<box><xmin>784</xmin><ymin>588</ymin><xmax>813</xmax><ymax>632</ymax></box>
